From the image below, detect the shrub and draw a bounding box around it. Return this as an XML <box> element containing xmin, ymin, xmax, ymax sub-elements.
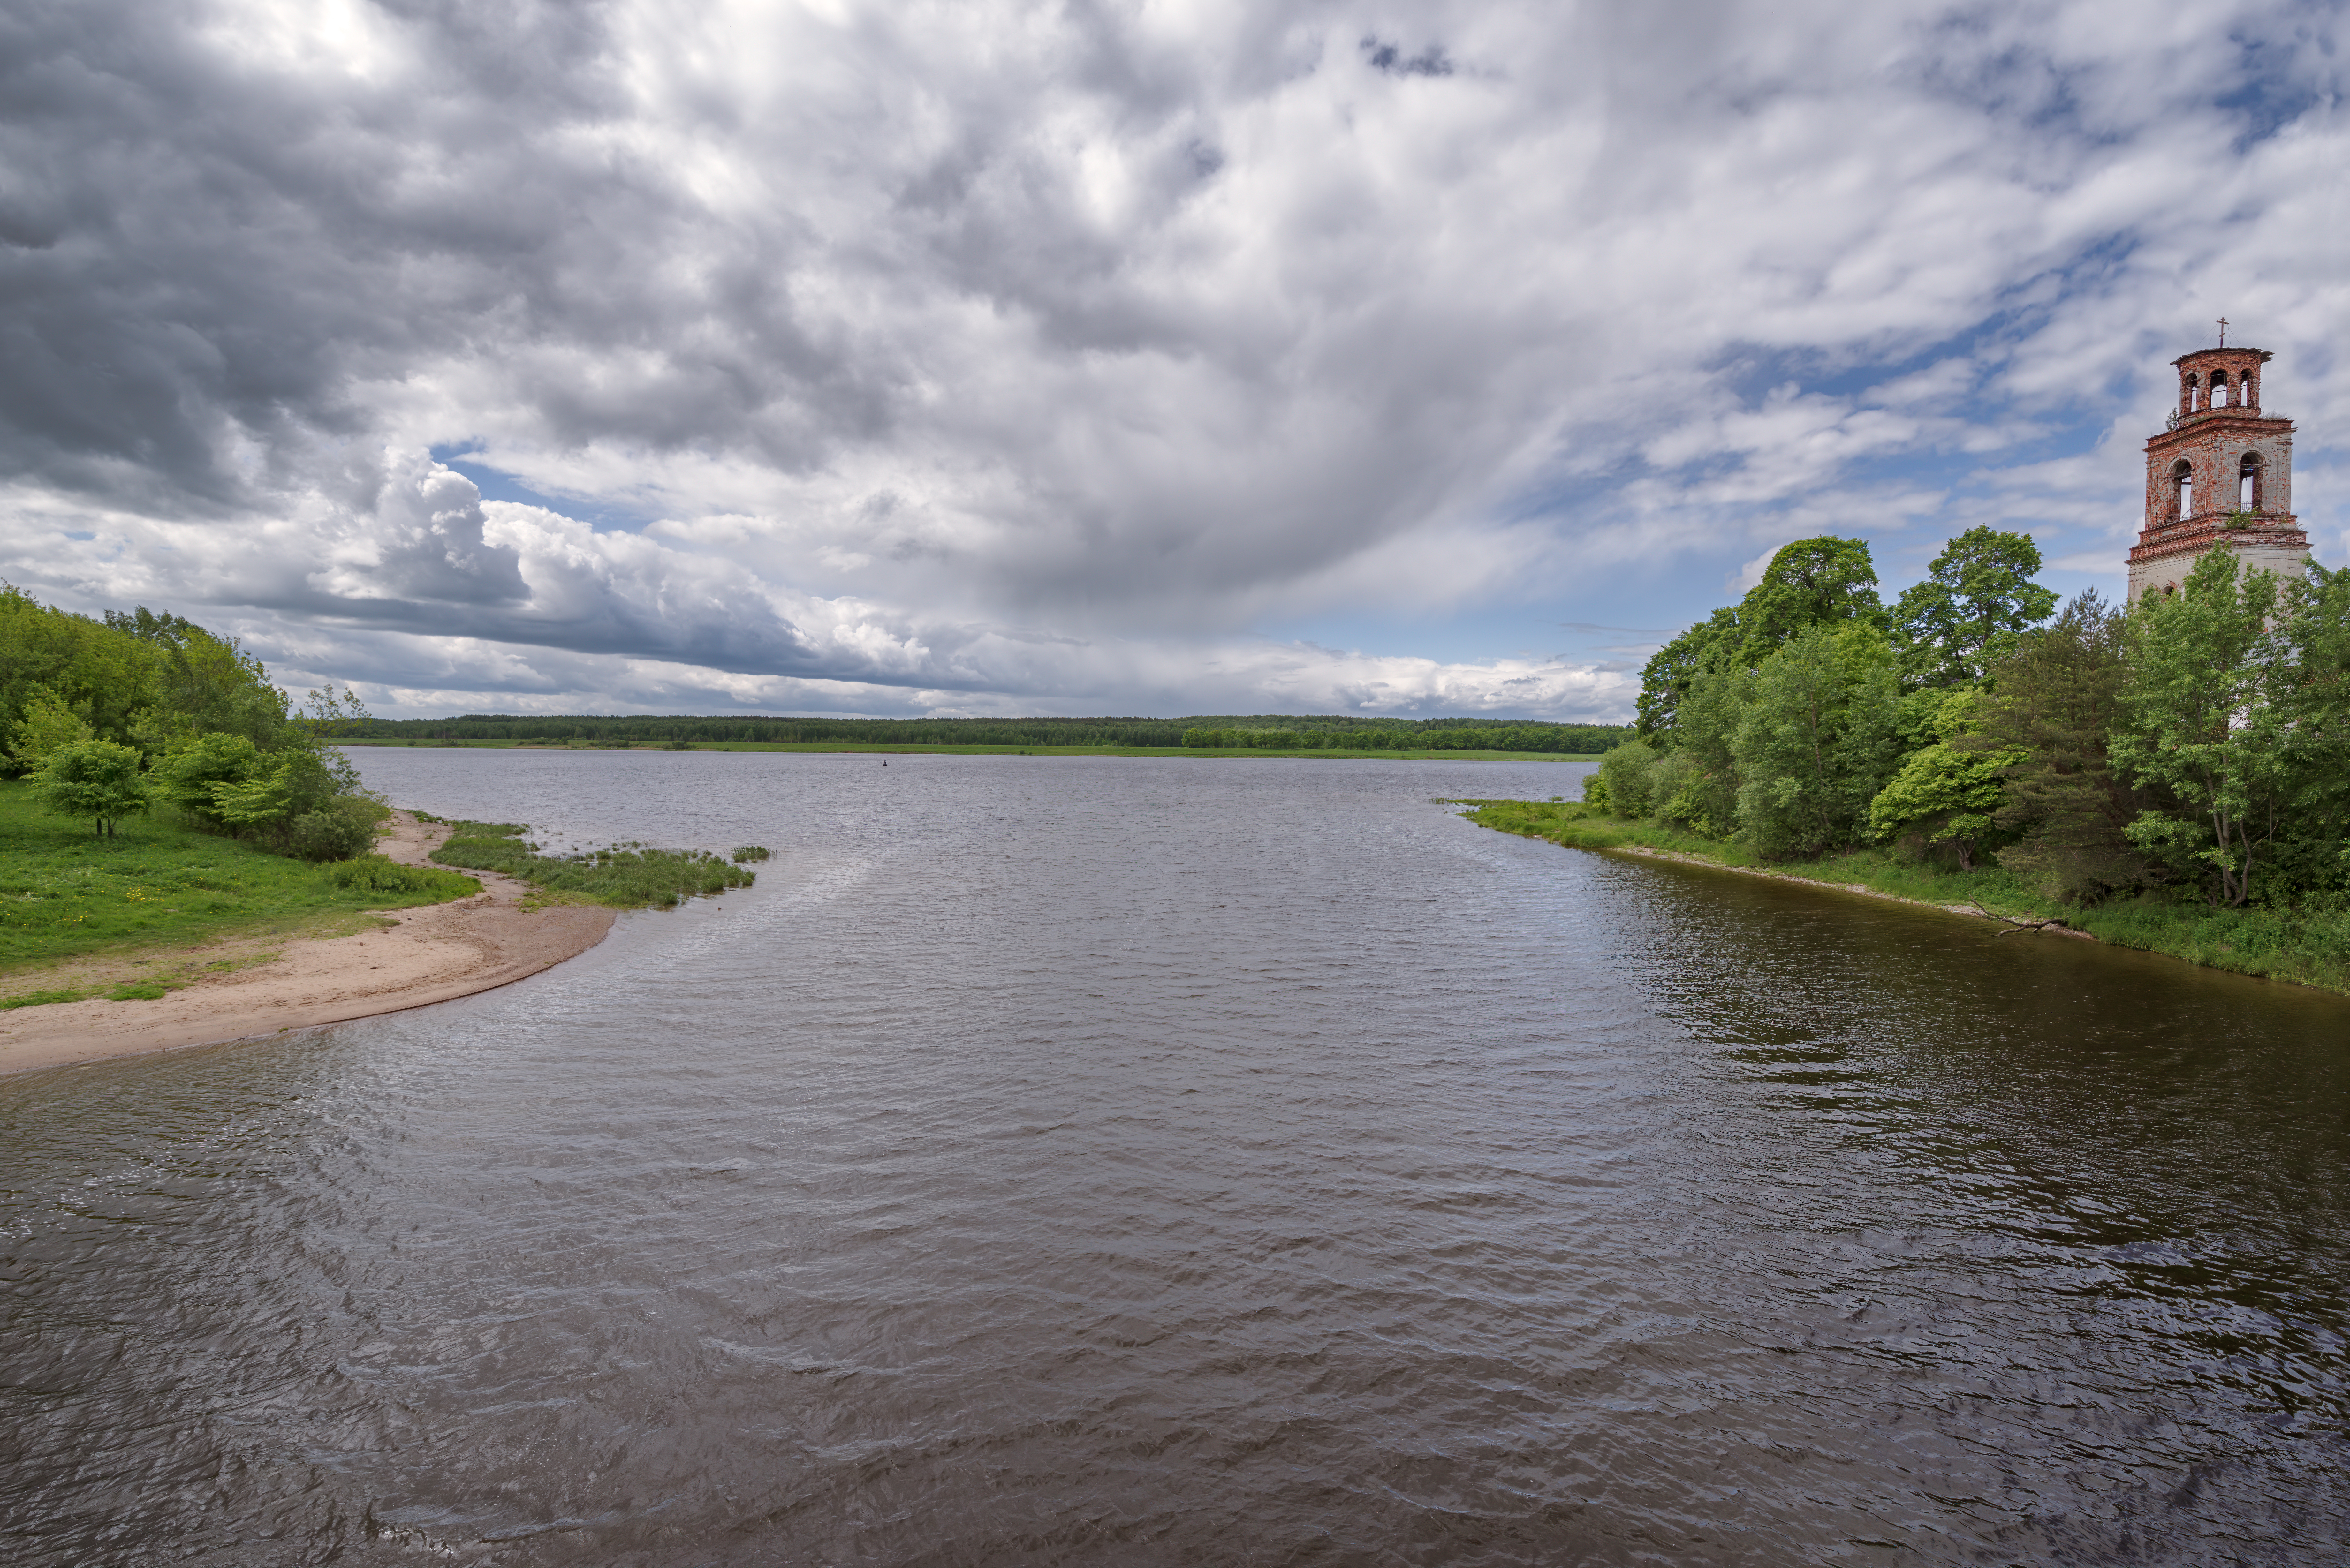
<box><xmin>286</xmin><ymin>796</ymin><xmax>389</xmax><ymax>862</ymax></box>
<box><xmin>1595</xmin><ymin>738</ymin><xmax>1658</xmax><ymax>818</ymax></box>
<box><xmin>322</xmin><ymin>854</ymin><xmax>479</xmax><ymax>899</ymax></box>
<box><xmin>731</xmin><ymin>845</ymin><xmax>773</xmax><ymax>862</ymax></box>
<box><xmin>157</xmin><ymin>732</ymin><xmax>266</xmax><ymax>829</ymax></box>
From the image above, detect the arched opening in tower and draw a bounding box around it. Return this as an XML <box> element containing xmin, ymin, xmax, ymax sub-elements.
<box><xmin>2172</xmin><ymin>459</ymin><xmax>2194</xmax><ymax>521</ymax></box>
<box><xmin>2240</xmin><ymin>453</ymin><xmax>2262</xmax><ymax>512</ymax></box>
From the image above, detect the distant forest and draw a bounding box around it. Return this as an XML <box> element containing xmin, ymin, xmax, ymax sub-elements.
<box><xmin>348</xmin><ymin>713</ymin><xmax>1634</xmax><ymax>752</ymax></box>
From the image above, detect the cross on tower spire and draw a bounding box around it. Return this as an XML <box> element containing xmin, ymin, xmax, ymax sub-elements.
<box><xmin>2217</xmin><ymin>316</ymin><xmax>2228</xmax><ymax>347</ymax></box>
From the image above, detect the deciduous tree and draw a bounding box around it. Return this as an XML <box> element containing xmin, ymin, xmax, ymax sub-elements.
<box><xmin>30</xmin><ymin>739</ymin><xmax>150</xmax><ymax>837</ymax></box>
<box><xmin>1891</xmin><ymin>526</ymin><xmax>2059</xmax><ymax>687</ymax></box>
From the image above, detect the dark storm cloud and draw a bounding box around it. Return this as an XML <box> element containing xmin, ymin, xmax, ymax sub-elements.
<box><xmin>0</xmin><ymin>0</ymin><xmax>2342</xmax><ymax>718</ymax></box>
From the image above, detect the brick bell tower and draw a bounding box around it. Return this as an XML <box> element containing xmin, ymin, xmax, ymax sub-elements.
<box><xmin>2127</xmin><ymin>329</ymin><xmax>2306</xmax><ymax>602</ymax></box>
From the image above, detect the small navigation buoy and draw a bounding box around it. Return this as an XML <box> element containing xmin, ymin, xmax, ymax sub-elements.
<box><xmin>882</xmin><ymin>760</ymin><xmax>888</xmax><ymax>766</ymax></box>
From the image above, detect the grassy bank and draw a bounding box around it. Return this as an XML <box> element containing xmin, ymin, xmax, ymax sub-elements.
<box><xmin>1454</xmin><ymin>798</ymin><xmax>2350</xmax><ymax>996</ymax></box>
<box><xmin>346</xmin><ymin>739</ymin><xmax>1596</xmax><ymax>761</ymax></box>
<box><xmin>427</xmin><ymin>821</ymin><xmax>757</xmax><ymax>909</ymax></box>
<box><xmin>0</xmin><ymin>781</ymin><xmax>480</xmax><ymax>1008</ymax></box>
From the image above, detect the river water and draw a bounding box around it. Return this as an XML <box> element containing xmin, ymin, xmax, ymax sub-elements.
<box><xmin>4</xmin><ymin>751</ymin><xmax>2346</xmax><ymax>1566</ymax></box>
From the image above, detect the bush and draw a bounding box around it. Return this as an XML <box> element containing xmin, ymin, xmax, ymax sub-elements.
<box><xmin>156</xmin><ymin>732</ymin><xmax>265</xmax><ymax>829</ymax></box>
<box><xmin>322</xmin><ymin>854</ymin><xmax>479</xmax><ymax>899</ymax></box>
<box><xmin>286</xmin><ymin>796</ymin><xmax>389</xmax><ymax>862</ymax></box>
<box><xmin>731</xmin><ymin>845</ymin><xmax>772</xmax><ymax>862</ymax></box>
<box><xmin>1595</xmin><ymin>738</ymin><xmax>1658</xmax><ymax>818</ymax></box>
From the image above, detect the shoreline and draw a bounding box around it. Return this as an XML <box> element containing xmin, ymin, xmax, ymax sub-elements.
<box><xmin>1460</xmin><ymin>801</ymin><xmax>2350</xmax><ymax>997</ymax></box>
<box><xmin>0</xmin><ymin>811</ymin><xmax>616</xmax><ymax>1078</ymax></box>
<box><xmin>340</xmin><ymin>739</ymin><xmax>1601</xmax><ymax>760</ymax></box>
<box><xmin>1600</xmin><ymin>842</ymin><xmax>2099</xmax><ymax>939</ymax></box>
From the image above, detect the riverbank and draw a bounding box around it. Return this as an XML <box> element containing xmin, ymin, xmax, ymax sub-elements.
<box><xmin>1455</xmin><ymin>798</ymin><xmax>2350</xmax><ymax>996</ymax></box>
<box><xmin>0</xmin><ymin>811</ymin><xmax>615</xmax><ymax>1076</ymax></box>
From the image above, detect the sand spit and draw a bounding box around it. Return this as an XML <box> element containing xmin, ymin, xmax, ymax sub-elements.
<box><xmin>0</xmin><ymin>811</ymin><xmax>616</xmax><ymax>1077</ymax></box>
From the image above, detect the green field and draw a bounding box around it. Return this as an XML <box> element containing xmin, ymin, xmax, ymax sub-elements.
<box><xmin>0</xmin><ymin>781</ymin><xmax>480</xmax><ymax>1006</ymax></box>
<box><xmin>344</xmin><ymin>739</ymin><xmax>1598</xmax><ymax>761</ymax></box>
<box><xmin>1457</xmin><ymin>797</ymin><xmax>2350</xmax><ymax>996</ymax></box>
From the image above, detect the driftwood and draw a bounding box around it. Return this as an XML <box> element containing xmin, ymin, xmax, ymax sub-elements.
<box><xmin>1968</xmin><ymin>900</ymin><xmax>2075</xmax><ymax>935</ymax></box>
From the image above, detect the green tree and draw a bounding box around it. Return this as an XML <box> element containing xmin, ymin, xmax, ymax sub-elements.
<box><xmin>1731</xmin><ymin>622</ymin><xmax>1904</xmax><ymax>857</ymax></box>
<box><xmin>1891</xmin><ymin>526</ymin><xmax>2059</xmax><ymax>687</ymax></box>
<box><xmin>1636</xmin><ymin>607</ymin><xmax>1740</xmax><ymax>737</ymax></box>
<box><xmin>1638</xmin><ymin>538</ymin><xmax>1885</xmax><ymax>740</ymax></box>
<box><xmin>1979</xmin><ymin>591</ymin><xmax>2149</xmax><ymax>902</ymax></box>
<box><xmin>2111</xmin><ymin>551</ymin><xmax>2292</xmax><ymax>907</ymax></box>
<box><xmin>2263</xmin><ymin>563</ymin><xmax>2350</xmax><ymax>900</ymax></box>
<box><xmin>157</xmin><ymin>732</ymin><xmax>268</xmax><ymax>829</ymax></box>
<box><xmin>1595</xmin><ymin>737</ymin><xmax>1660</xmax><ymax>817</ymax></box>
<box><xmin>1</xmin><ymin>585</ymin><xmax>163</xmax><ymax>763</ymax></box>
<box><xmin>1865</xmin><ymin>691</ymin><xmax>2025</xmax><ymax>870</ymax></box>
<box><xmin>30</xmin><ymin>739</ymin><xmax>151</xmax><ymax>837</ymax></box>
<box><xmin>1734</xmin><ymin>536</ymin><xmax>1885</xmax><ymax>668</ymax></box>
<box><xmin>9</xmin><ymin>688</ymin><xmax>91</xmax><ymax>766</ymax></box>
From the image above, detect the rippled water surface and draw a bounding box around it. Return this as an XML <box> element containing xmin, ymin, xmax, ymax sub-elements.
<box><xmin>5</xmin><ymin>751</ymin><xmax>2347</xmax><ymax>1566</ymax></box>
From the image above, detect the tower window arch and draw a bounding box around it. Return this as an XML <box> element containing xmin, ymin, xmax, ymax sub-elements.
<box><xmin>2172</xmin><ymin>458</ymin><xmax>2195</xmax><ymax>520</ymax></box>
<box><xmin>2240</xmin><ymin>452</ymin><xmax>2263</xmax><ymax>511</ymax></box>
<box><xmin>2181</xmin><ymin>372</ymin><xmax>2200</xmax><ymax>417</ymax></box>
<box><xmin>2212</xmin><ymin>370</ymin><xmax>2230</xmax><ymax>409</ymax></box>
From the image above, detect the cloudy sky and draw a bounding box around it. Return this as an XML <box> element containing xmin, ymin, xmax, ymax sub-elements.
<box><xmin>3</xmin><ymin>0</ymin><xmax>2343</xmax><ymax>720</ymax></box>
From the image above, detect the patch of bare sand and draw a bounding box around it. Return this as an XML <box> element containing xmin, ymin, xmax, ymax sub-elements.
<box><xmin>0</xmin><ymin>811</ymin><xmax>616</xmax><ymax>1077</ymax></box>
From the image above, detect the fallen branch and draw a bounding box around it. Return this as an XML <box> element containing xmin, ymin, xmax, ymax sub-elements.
<box><xmin>1968</xmin><ymin>900</ymin><xmax>2075</xmax><ymax>935</ymax></box>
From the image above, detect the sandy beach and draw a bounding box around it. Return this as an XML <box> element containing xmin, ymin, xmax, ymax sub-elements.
<box><xmin>0</xmin><ymin>811</ymin><xmax>616</xmax><ymax>1077</ymax></box>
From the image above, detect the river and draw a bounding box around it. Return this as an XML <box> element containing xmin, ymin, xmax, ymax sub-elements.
<box><xmin>4</xmin><ymin>750</ymin><xmax>2345</xmax><ymax>1565</ymax></box>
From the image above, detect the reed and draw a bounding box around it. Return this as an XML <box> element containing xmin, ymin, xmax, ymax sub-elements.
<box><xmin>429</xmin><ymin>821</ymin><xmax>754</xmax><ymax>909</ymax></box>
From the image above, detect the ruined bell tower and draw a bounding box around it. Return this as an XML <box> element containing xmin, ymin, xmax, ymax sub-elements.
<box><xmin>2127</xmin><ymin>335</ymin><xmax>2306</xmax><ymax>602</ymax></box>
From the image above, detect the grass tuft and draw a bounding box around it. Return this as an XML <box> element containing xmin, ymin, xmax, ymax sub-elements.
<box><xmin>430</xmin><ymin>821</ymin><xmax>755</xmax><ymax>909</ymax></box>
<box><xmin>730</xmin><ymin>845</ymin><xmax>773</xmax><ymax>863</ymax></box>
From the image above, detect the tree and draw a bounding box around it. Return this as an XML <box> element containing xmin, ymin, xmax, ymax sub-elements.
<box><xmin>1636</xmin><ymin>607</ymin><xmax>1739</xmax><ymax>738</ymax></box>
<box><xmin>1891</xmin><ymin>526</ymin><xmax>2059</xmax><ymax>687</ymax></box>
<box><xmin>1865</xmin><ymin>691</ymin><xmax>2024</xmax><ymax>870</ymax></box>
<box><xmin>1979</xmin><ymin>591</ymin><xmax>2149</xmax><ymax>903</ymax></box>
<box><xmin>8</xmin><ymin>688</ymin><xmax>91</xmax><ymax>767</ymax></box>
<box><xmin>1734</xmin><ymin>536</ymin><xmax>1885</xmax><ymax>668</ymax></box>
<box><xmin>30</xmin><ymin>739</ymin><xmax>150</xmax><ymax>837</ymax></box>
<box><xmin>2110</xmin><ymin>551</ymin><xmax>2291</xmax><ymax>907</ymax></box>
<box><xmin>1731</xmin><ymin>621</ymin><xmax>1905</xmax><ymax>857</ymax></box>
<box><xmin>156</xmin><ymin>731</ymin><xmax>266</xmax><ymax>829</ymax></box>
<box><xmin>1637</xmin><ymin>538</ymin><xmax>1885</xmax><ymax>740</ymax></box>
<box><xmin>2263</xmin><ymin>562</ymin><xmax>2350</xmax><ymax>900</ymax></box>
<box><xmin>1595</xmin><ymin>738</ymin><xmax>1660</xmax><ymax>818</ymax></box>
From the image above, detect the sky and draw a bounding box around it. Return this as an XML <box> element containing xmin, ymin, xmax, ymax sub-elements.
<box><xmin>3</xmin><ymin>0</ymin><xmax>2344</xmax><ymax>722</ymax></box>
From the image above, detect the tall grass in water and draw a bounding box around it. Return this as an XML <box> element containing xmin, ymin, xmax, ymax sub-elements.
<box><xmin>429</xmin><ymin>822</ymin><xmax>754</xmax><ymax>908</ymax></box>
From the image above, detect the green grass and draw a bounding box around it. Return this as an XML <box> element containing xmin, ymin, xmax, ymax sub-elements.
<box><xmin>429</xmin><ymin>822</ymin><xmax>755</xmax><ymax>909</ymax></box>
<box><xmin>1454</xmin><ymin>797</ymin><xmax>2350</xmax><ymax>996</ymax></box>
<box><xmin>0</xmin><ymin>780</ymin><xmax>483</xmax><ymax>1004</ymax></box>
<box><xmin>340</xmin><ymin>738</ymin><xmax>1598</xmax><ymax>760</ymax></box>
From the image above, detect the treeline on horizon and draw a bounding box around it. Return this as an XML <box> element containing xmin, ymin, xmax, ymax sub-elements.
<box><xmin>350</xmin><ymin>713</ymin><xmax>1634</xmax><ymax>752</ymax></box>
<box><xmin>1603</xmin><ymin>528</ymin><xmax>2350</xmax><ymax>914</ymax></box>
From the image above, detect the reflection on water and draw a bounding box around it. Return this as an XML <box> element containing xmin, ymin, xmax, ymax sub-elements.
<box><xmin>4</xmin><ymin>752</ymin><xmax>2346</xmax><ymax>1565</ymax></box>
